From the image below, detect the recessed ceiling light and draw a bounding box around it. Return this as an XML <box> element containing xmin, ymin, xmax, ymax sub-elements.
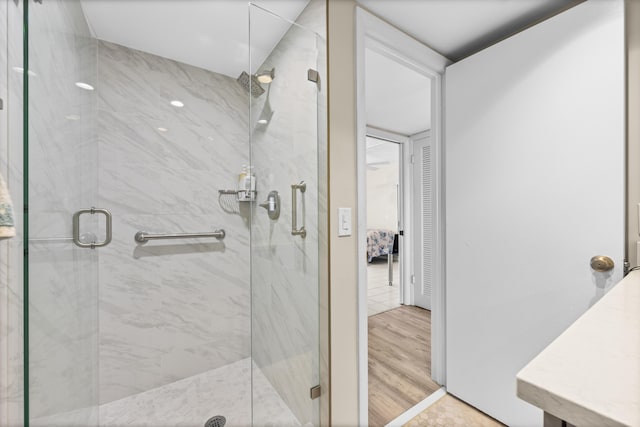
<box><xmin>12</xmin><ymin>67</ymin><xmax>37</xmax><ymax>77</ymax></box>
<box><xmin>207</xmin><ymin>136</ymin><xmax>214</xmax><ymax>141</ymax></box>
<box><xmin>170</xmin><ymin>100</ymin><xmax>184</xmax><ymax>108</ymax></box>
<box><xmin>257</xmin><ymin>119</ymin><xmax>268</xmax><ymax>124</ymax></box>
<box><xmin>157</xmin><ymin>127</ymin><xmax>168</xmax><ymax>132</ymax></box>
<box><xmin>65</xmin><ymin>114</ymin><xmax>80</xmax><ymax>121</ymax></box>
<box><xmin>75</xmin><ymin>82</ymin><xmax>94</xmax><ymax>91</ymax></box>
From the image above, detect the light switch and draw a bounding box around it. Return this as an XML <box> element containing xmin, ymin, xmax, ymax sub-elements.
<box><xmin>338</xmin><ymin>208</ymin><xmax>351</xmax><ymax>237</ymax></box>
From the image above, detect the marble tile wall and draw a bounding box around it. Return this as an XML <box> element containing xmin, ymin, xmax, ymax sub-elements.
<box><xmin>249</xmin><ymin>0</ymin><xmax>326</xmax><ymax>424</ymax></box>
<box><xmin>0</xmin><ymin>3</ymin><xmax>6</xmax><ymax>197</ymax></box>
<box><xmin>3</xmin><ymin>1</ymin><xmax>24</xmax><ymax>425</ymax></box>
<box><xmin>0</xmin><ymin>1</ymin><xmax>9</xmax><ymax>425</ymax></box>
<box><xmin>96</xmin><ymin>40</ymin><xmax>252</xmax><ymax>405</ymax></box>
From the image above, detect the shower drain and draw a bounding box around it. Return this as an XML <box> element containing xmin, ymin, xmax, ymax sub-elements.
<box><xmin>204</xmin><ymin>415</ymin><xmax>226</xmax><ymax>427</ymax></box>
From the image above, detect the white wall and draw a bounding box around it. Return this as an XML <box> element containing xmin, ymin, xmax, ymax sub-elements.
<box><xmin>366</xmin><ymin>163</ymin><xmax>398</xmax><ymax>231</ymax></box>
<box><xmin>366</xmin><ymin>137</ymin><xmax>399</xmax><ymax>232</ymax></box>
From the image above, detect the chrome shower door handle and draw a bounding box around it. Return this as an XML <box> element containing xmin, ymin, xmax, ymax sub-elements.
<box><xmin>72</xmin><ymin>207</ymin><xmax>112</xmax><ymax>249</ymax></box>
<box><xmin>291</xmin><ymin>181</ymin><xmax>307</xmax><ymax>238</ymax></box>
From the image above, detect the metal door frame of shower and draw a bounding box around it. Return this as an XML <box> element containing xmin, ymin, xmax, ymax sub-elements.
<box><xmin>355</xmin><ymin>7</ymin><xmax>450</xmax><ymax>426</ymax></box>
<box><xmin>22</xmin><ymin>0</ymin><xmax>30</xmax><ymax>424</ymax></box>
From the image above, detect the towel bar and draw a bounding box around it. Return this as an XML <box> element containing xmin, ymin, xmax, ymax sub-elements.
<box><xmin>134</xmin><ymin>229</ymin><xmax>225</xmax><ymax>243</ymax></box>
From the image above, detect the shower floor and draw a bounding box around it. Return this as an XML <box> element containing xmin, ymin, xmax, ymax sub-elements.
<box><xmin>32</xmin><ymin>358</ymin><xmax>300</xmax><ymax>427</ymax></box>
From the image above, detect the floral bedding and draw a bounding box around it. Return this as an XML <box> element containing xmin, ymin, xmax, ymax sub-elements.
<box><xmin>367</xmin><ymin>229</ymin><xmax>395</xmax><ymax>262</ymax></box>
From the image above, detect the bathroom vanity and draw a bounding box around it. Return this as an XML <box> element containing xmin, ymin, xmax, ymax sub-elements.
<box><xmin>517</xmin><ymin>271</ymin><xmax>640</xmax><ymax>427</ymax></box>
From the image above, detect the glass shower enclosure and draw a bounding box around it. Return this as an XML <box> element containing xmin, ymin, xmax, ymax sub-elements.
<box><xmin>19</xmin><ymin>1</ymin><xmax>325</xmax><ymax>426</ymax></box>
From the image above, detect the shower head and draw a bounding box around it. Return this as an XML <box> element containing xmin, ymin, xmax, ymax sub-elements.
<box><xmin>237</xmin><ymin>71</ymin><xmax>265</xmax><ymax>98</ymax></box>
<box><xmin>256</xmin><ymin>68</ymin><xmax>275</xmax><ymax>84</ymax></box>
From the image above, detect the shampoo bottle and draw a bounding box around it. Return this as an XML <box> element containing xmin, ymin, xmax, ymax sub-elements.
<box><xmin>245</xmin><ymin>166</ymin><xmax>256</xmax><ymax>201</ymax></box>
<box><xmin>238</xmin><ymin>164</ymin><xmax>247</xmax><ymax>200</ymax></box>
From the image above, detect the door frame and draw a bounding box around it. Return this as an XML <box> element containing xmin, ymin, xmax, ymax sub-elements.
<box><xmin>355</xmin><ymin>7</ymin><xmax>451</xmax><ymax>425</ymax></box>
<box><xmin>365</xmin><ymin>127</ymin><xmax>410</xmax><ymax>306</ymax></box>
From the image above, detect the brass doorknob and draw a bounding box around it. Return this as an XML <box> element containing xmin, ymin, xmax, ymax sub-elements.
<box><xmin>590</xmin><ymin>255</ymin><xmax>615</xmax><ymax>272</ymax></box>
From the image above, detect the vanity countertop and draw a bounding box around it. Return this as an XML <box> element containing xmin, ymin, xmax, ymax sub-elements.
<box><xmin>517</xmin><ymin>271</ymin><xmax>640</xmax><ymax>427</ymax></box>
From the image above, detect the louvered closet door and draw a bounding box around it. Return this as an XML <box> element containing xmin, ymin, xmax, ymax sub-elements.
<box><xmin>413</xmin><ymin>133</ymin><xmax>434</xmax><ymax>310</ymax></box>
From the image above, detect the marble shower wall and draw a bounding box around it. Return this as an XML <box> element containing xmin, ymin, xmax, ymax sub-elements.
<box><xmin>96</xmin><ymin>41</ymin><xmax>251</xmax><ymax>404</ymax></box>
<box><xmin>0</xmin><ymin>1</ymin><xmax>10</xmax><ymax>425</ymax></box>
<box><xmin>250</xmin><ymin>0</ymin><xmax>326</xmax><ymax>424</ymax></box>
<box><xmin>2</xmin><ymin>1</ymin><xmax>25</xmax><ymax>425</ymax></box>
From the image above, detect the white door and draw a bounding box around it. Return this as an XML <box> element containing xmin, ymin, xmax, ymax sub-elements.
<box><xmin>445</xmin><ymin>1</ymin><xmax>624</xmax><ymax>426</ymax></box>
<box><xmin>413</xmin><ymin>133</ymin><xmax>435</xmax><ymax>310</ymax></box>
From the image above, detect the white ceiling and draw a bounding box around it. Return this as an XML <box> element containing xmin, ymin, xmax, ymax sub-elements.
<box><xmin>80</xmin><ymin>0</ymin><xmax>310</xmax><ymax>78</ymax></box>
<box><xmin>365</xmin><ymin>48</ymin><xmax>431</xmax><ymax>136</ymax></box>
<box><xmin>358</xmin><ymin>0</ymin><xmax>577</xmax><ymax>61</ymax></box>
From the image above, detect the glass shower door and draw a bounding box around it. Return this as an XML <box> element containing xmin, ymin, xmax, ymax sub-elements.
<box><xmin>249</xmin><ymin>5</ymin><xmax>323</xmax><ymax>426</ymax></box>
<box><xmin>26</xmin><ymin>1</ymin><xmax>100</xmax><ymax>426</ymax></box>
<box><xmin>25</xmin><ymin>2</ymin><xmax>254</xmax><ymax>424</ymax></box>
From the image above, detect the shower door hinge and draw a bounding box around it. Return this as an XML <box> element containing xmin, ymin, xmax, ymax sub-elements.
<box><xmin>307</xmin><ymin>69</ymin><xmax>321</xmax><ymax>91</ymax></box>
<box><xmin>0</xmin><ymin>98</ymin><xmax>3</xmax><ymax>110</ymax></box>
<box><xmin>310</xmin><ymin>385</ymin><xmax>321</xmax><ymax>400</ymax></box>
<box><xmin>410</xmin><ymin>155</ymin><xmax>415</xmax><ymax>164</ymax></box>
<box><xmin>411</xmin><ymin>275</ymin><xmax>415</xmax><ymax>284</ymax></box>
<box><xmin>307</xmin><ymin>69</ymin><xmax>319</xmax><ymax>84</ymax></box>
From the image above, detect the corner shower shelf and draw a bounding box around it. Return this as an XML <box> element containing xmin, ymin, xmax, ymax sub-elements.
<box><xmin>218</xmin><ymin>189</ymin><xmax>257</xmax><ymax>202</ymax></box>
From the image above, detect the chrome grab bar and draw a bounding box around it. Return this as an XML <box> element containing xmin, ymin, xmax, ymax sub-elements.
<box><xmin>291</xmin><ymin>181</ymin><xmax>306</xmax><ymax>238</ymax></box>
<box><xmin>134</xmin><ymin>229</ymin><xmax>225</xmax><ymax>244</ymax></box>
<box><xmin>72</xmin><ymin>207</ymin><xmax>112</xmax><ymax>249</ymax></box>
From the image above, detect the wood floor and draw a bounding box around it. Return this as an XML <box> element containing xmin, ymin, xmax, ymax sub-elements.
<box><xmin>368</xmin><ymin>305</ymin><xmax>441</xmax><ymax>427</ymax></box>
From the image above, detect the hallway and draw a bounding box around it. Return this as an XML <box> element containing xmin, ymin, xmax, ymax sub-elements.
<box><xmin>368</xmin><ymin>306</ymin><xmax>439</xmax><ymax>426</ymax></box>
